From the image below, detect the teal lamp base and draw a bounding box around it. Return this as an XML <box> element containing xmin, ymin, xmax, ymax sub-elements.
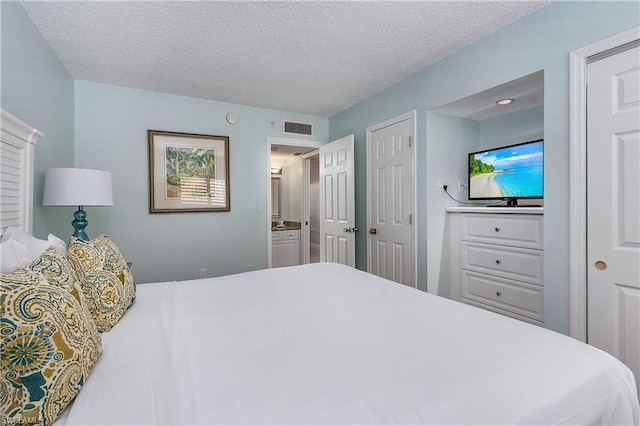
<box><xmin>72</xmin><ymin>208</ymin><xmax>89</xmax><ymax>241</ymax></box>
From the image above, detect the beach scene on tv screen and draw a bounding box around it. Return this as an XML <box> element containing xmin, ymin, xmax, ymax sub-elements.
<box><xmin>469</xmin><ymin>141</ymin><xmax>543</xmax><ymax>199</ymax></box>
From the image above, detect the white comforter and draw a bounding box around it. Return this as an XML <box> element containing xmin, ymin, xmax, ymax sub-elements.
<box><xmin>61</xmin><ymin>263</ymin><xmax>639</xmax><ymax>425</ymax></box>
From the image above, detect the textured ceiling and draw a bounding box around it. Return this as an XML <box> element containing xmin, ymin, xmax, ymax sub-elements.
<box><xmin>21</xmin><ymin>1</ymin><xmax>548</xmax><ymax>117</ymax></box>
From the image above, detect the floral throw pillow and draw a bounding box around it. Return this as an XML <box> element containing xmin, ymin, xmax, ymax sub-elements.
<box><xmin>13</xmin><ymin>246</ymin><xmax>102</xmax><ymax>346</ymax></box>
<box><xmin>17</xmin><ymin>246</ymin><xmax>83</xmax><ymax>296</ymax></box>
<box><xmin>67</xmin><ymin>235</ymin><xmax>136</xmax><ymax>332</ymax></box>
<box><xmin>1</xmin><ymin>268</ymin><xmax>102</xmax><ymax>426</ymax></box>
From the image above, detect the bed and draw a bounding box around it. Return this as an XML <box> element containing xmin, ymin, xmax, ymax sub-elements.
<box><xmin>55</xmin><ymin>263</ymin><xmax>639</xmax><ymax>425</ymax></box>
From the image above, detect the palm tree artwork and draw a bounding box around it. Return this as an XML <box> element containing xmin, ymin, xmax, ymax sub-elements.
<box><xmin>165</xmin><ymin>146</ymin><xmax>216</xmax><ymax>202</ymax></box>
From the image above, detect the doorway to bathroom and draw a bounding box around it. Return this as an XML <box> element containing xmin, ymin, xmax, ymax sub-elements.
<box><xmin>268</xmin><ymin>138</ymin><xmax>322</xmax><ymax>268</ymax></box>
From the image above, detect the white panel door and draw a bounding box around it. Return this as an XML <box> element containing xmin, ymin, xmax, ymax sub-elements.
<box><xmin>368</xmin><ymin>118</ymin><xmax>415</xmax><ymax>286</ymax></box>
<box><xmin>319</xmin><ymin>135</ymin><xmax>355</xmax><ymax>266</ymax></box>
<box><xmin>587</xmin><ymin>45</ymin><xmax>640</xmax><ymax>390</ymax></box>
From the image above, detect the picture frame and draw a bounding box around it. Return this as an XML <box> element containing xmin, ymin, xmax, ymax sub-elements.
<box><xmin>148</xmin><ymin>130</ymin><xmax>230</xmax><ymax>213</ymax></box>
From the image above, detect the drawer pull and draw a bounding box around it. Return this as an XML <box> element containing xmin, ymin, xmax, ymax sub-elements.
<box><xmin>494</xmin><ymin>227</ymin><xmax>500</xmax><ymax>232</ymax></box>
<box><xmin>495</xmin><ymin>259</ymin><xmax>502</xmax><ymax>264</ymax></box>
<box><xmin>496</xmin><ymin>291</ymin><xmax>502</xmax><ymax>296</ymax></box>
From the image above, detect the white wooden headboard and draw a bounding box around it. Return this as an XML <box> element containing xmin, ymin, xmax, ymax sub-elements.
<box><xmin>0</xmin><ymin>109</ymin><xmax>43</xmax><ymax>237</ymax></box>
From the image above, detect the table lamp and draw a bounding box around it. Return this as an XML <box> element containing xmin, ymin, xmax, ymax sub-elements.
<box><xmin>43</xmin><ymin>168</ymin><xmax>113</xmax><ymax>240</ymax></box>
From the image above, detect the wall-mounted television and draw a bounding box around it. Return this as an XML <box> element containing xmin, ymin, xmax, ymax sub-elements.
<box><xmin>468</xmin><ymin>139</ymin><xmax>543</xmax><ymax>206</ymax></box>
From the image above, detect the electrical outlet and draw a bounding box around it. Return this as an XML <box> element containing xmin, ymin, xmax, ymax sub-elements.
<box><xmin>199</xmin><ymin>268</ymin><xmax>207</xmax><ymax>279</ymax></box>
<box><xmin>437</xmin><ymin>179</ymin><xmax>447</xmax><ymax>192</ymax></box>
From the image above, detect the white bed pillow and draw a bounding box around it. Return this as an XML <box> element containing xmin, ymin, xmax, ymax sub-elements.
<box><xmin>0</xmin><ymin>227</ymin><xmax>67</xmax><ymax>272</ymax></box>
<box><xmin>0</xmin><ymin>238</ymin><xmax>34</xmax><ymax>273</ymax></box>
<box><xmin>1</xmin><ymin>226</ymin><xmax>67</xmax><ymax>255</ymax></box>
<box><xmin>48</xmin><ymin>233</ymin><xmax>67</xmax><ymax>254</ymax></box>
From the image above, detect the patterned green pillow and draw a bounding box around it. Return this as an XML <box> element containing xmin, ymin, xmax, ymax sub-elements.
<box><xmin>13</xmin><ymin>245</ymin><xmax>101</xmax><ymax>345</ymax></box>
<box><xmin>67</xmin><ymin>235</ymin><xmax>136</xmax><ymax>332</ymax></box>
<box><xmin>1</xmin><ymin>268</ymin><xmax>103</xmax><ymax>426</ymax></box>
<box><xmin>16</xmin><ymin>246</ymin><xmax>83</xmax><ymax>300</ymax></box>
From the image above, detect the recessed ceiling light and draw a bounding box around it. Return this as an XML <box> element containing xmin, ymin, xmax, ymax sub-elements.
<box><xmin>496</xmin><ymin>98</ymin><xmax>514</xmax><ymax>105</ymax></box>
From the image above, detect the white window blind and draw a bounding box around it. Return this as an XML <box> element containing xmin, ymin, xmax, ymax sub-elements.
<box><xmin>0</xmin><ymin>110</ymin><xmax>43</xmax><ymax>237</ymax></box>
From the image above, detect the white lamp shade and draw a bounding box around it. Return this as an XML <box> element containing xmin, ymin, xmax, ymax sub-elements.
<box><xmin>43</xmin><ymin>168</ymin><xmax>113</xmax><ymax>207</ymax></box>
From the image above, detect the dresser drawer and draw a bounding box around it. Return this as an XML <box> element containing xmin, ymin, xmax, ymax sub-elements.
<box><xmin>283</xmin><ymin>231</ymin><xmax>299</xmax><ymax>240</ymax></box>
<box><xmin>461</xmin><ymin>271</ymin><xmax>544</xmax><ymax>322</ymax></box>
<box><xmin>461</xmin><ymin>242</ymin><xmax>543</xmax><ymax>284</ymax></box>
<box><xmin>461</xmin><ymin>214</ymin><xmax>543</xmax><ymax>249</ymax></box>
<box><xmin>273</xmin><ymin>230</ymin><xmax>299</xmax><ymax>240</ymax></box>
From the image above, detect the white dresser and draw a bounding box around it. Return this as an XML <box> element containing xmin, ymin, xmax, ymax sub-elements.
<box><xmin>272</xmin><ymin>230</ymin><xmax>300</xmax><ymax>267</ymax></box>
<box><xmin>448</xmin><ymin>207</ymin><xmax>544</xmax><ymax>325</ymax></box>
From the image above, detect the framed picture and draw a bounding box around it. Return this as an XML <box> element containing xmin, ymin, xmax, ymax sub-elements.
<box><xmin>148</xmin><ymin>130</ymin><xmax>230</xmax><ymax>213</ymax></box>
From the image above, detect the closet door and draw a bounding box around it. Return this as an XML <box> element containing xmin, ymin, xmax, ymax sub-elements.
<box><xmin>586</xmin><ymin>45</ymin><xmax>640</xmax><ymax>391</ymax></box>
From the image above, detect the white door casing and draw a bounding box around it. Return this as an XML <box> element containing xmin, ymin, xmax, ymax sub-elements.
<box><xmin>319</xmin><ymin>135</ymin><xmax>355</xmax><ymax>266</ymax></box>
<box><xmin>366</xmin><ymin>112</ymin><xmax>416</xmax><ymax>287</ymax></box>
<box><xmin>586</xmin><ymin>44</ymin><xmax>640</xmax><ymax>390</ymax></box>
<box><xmin>301</xmin><ymin>150</ymin><xmax>319</xmax><ymax>264</ymax></box>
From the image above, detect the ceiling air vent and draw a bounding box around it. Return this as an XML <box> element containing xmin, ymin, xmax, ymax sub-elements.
<box><xmin>283</xmin><ymin>121</ymin><xmax>313</xmax><ymax>136</ymax></box>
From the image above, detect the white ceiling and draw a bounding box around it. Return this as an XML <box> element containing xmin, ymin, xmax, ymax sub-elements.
<box><xmin>21</xmin><ymin>1</ymin><xmax>548</xmax><ymax>118</ymax></box>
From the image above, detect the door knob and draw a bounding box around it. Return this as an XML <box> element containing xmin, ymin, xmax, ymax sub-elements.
<box><xmin>343</xmin><ymin>228</ymin><xmax>352</xmax><ymax>233</ymax></box>
<box><xmin>595</xmin><ymin>260</ymin><xmax>607</xmax><ymax>270</ymax></box>
<box><xmin>369</xmin><ymin>228</ymin><xmax>377</xmax><ymax>235</ymax></box>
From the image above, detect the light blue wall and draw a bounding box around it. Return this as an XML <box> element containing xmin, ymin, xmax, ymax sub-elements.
<box><xmin>479</xmin><ymin>105</ymin><xmax>544</xmax><ymax>149</ymax></box>
<box><xmin>426</xmin><ymin>113</ymin><xmax>479</xmax><ymax>298</ymax></box>
<box><xmin>1</xmin><ymin>2</ymin><xmax>74</xmax><ymax>239</ymax></box>
<box><xmin>329</xmin><ymin>1</ymin><xmax>639</xmax><ymax>334</ymax></box>
<box><xmin>74</xmin><ymin>81</ymin><xmax>328</xmax><ymax>283</ymax></box>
